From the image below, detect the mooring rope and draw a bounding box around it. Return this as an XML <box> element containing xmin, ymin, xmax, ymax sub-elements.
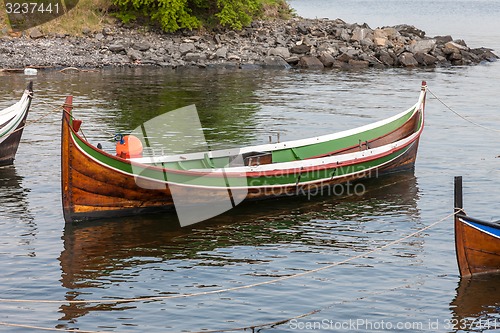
<box><xmin>0</xmin><ymin>279</ymin><xmax>431</xmax><ymax>333</ymax></box>
<box><xmin>14</xmin><ymin>98</ymin><xmax>116</xmax><ymax>140</ymax></box>
<box><xmin>428</xmin><ymin>88</ymin><xmax>500</xmax><ymax>134</ymax></box>
<box><xmin>0</xmin><ymin>322</ymin><xmax>103</xmax><ymax>333</ymax></box>
<box><xmin>0</xmin><ymin>211</ymin><xmax>457</xmax><ymax>306</ymax></box>
<box><xmin>10</xmin><ymin>104</ymin><xmax>63</xmax><ymax>135</ymax></box>
<box><xmin>197</xmin><ymin>282</ymin><xmax>424</xmax><ymax>333</ymax></box>
<box><xmin>0</xmin><ymin>211</ymin><xmax>456</xmax><ymax>333</ymax></box>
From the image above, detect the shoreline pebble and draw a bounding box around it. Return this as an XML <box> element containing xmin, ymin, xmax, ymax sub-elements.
<box><xmin>1</xmin><ymin>17</ymin><xmax>498</xmax><ymax>70</ymax></box>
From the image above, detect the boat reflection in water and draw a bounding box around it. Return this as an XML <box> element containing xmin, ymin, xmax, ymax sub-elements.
<box><xmin>0</xmin><ymin>165</ymin><xmax>34</xmax><ymax>232</ymax></box>
<box><xmin>450</xmin><ymin>273</ymin><xmax>500</xmax><ymax>331</ymax></box>
<box><xmin>58</xmin><ymin>171</ymin><xmax>420</xmax><ymax>326</ymax></box>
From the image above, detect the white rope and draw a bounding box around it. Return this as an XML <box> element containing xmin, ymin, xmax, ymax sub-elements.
<box><xmin>428</xmin><ymin>88</ymin><xmax>500</xmax><ymax>133</ymax></box>
<box><xmin>0</xmin><ymin>321</ymin><xmax>103</xmax><ymax>333</ymax></box>
<box><xmin>0</xmin><ymin>211</ymin><xmax>457</xmax><ymax>306</ymax></box>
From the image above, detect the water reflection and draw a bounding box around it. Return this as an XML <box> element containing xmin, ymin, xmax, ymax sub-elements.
<box><xmin>58</xmin><ymin>171</ymin><xmax>420</xmax><ymax>324</ymax></box>
<box><xmin>450</xmin><ymin>273</ymin><xmax>500</xmax><ymax>331</ymax></box>
<box><xmin>0</xmin><ymin>165</ymin><xmax>37</xmax><ymax>256</ymax></box>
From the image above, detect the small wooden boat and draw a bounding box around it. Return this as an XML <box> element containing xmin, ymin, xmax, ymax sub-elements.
<box><xmin>454</xmin><ymin>176</ymin><xmax>500</xmax><ymax>276</ymax></box>
<box><xmin>0</xmin><ymin>81</ymin><xmax>33</xmax><ymax>166</ymax></box>
<box><xmin>61</xmin><ymin>81</ymin><xmax>426</xmax><ymax>226</ymax></box>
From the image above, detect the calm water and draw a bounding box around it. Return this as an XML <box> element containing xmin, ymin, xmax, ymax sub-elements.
<box><xmin>1</xmin><ymin>1</ymin><xmax>500</xmax><ymax>332</ymax></box>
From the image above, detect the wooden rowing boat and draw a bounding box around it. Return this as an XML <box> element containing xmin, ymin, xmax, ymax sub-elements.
<box><xmin>454</xmin><ymin>176</ymin><xmax>500</xmax><ymax>276</ymax></box>
<box><xmin>61</xmin><ymin>81</ymin><xmax>426</xmax><ymax>226</ymax></box>
<box><xmin>0</xmin><ymin>81</ymin><xmax>33</xmax><ymax>166</ymax></box>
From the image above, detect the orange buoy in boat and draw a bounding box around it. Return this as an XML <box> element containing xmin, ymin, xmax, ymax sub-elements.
<box><xmin>116</xmin><ymin>135</ymin><xmax>143</xmax><ymax>158</ymax></box>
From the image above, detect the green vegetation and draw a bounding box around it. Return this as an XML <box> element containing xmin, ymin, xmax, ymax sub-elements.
<box><xmin>111</xmin><ymin>0</ymin><xmax>291</xmax><ymax>32</ymax></box>
<box><xmin>0</xmin><ymin>0</ymin><xmax>290</xmax><ymax>35</ymax></box>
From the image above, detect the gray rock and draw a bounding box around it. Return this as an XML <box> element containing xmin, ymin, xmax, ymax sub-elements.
<box><xmin>411</xmin><ymin>39</ymin><xmax>436</xmax><ymax>54</ymax></box>
<box><xmin>434</xmin><ymin>35</ymin><xmax>453</xmax><ymax>45</ymax></box>
<box><xmin>269</xmin><ymin>46</ymin><xmax>290</xmax><ymax>59</ymax></box>
<box><xmin>348</xmin><ymin>59</ymin><xmax>369</xmax><ymax>68</ymax></box>
<box><xmin>395</xmin><ymin>24</ymin><xmax>425</xmax><ymax>38</ymax></box>
<box><xmin>30</xmin><ymin>28</ymin><xmax>44</xmax><ymax>39</ymax></box>
<box><xmin>414</xmin><ymin>52</ymin><xmax>437</xmax><ymax>66</ymax></box>
<box><xmin>179</xmin><ymin>42</ymin><xmax>196</xmax><ymax>55</ymax></box>
<box><xmin>296</xmin><ymin>22</ymin><xmax>310</xmax><ymax>34</ymax></box>
<box><xmin>398</xmin><ymin>52</ymin><xmax>418</xmax><ymax>67</ymax></box>
<box><xmin>263</xmin><ymin>56</ymin><xmax>291</xmax><ymax>68</ymax></box>
<box><xmin>109</xmin><ymin>43</ymin><xmax>126</xmax><ymax>53</ymax></box>
<box><xmin>185</xmin><ymin>52</ymin><xmax>202</xmax><ymax>62</ymax></box>
<box><xmin>378</xmin><ymin>51</ymin><xmax>396</xmax><ymax>67</ymax></box>
<box><xmin>127</xmin><ymin>48</ymin><xmax>142</xmax><ymax>61</ymax></box>
<box><xmin>444</xmin><ymin>41</ymin><xmax>469</xmax><ymax>53</ymax></box>
<box><xmin>285</xmin><ymin>56</ymin><xmax>300</xmax><ymax>65</ymax></box>
<box><xmin>299</xmin><ymin>56</ymin><xmax>324</xmax><ymax>69</ymax></box>
<box><xmin>0</xmin><ymin>16</ymin><xmax>495</xmax><ymax>70</ymax></box>
<box><xmin>133</xmin><ymin>41</ymin><xmax>151</xmax><ymax>51</ymax></box>
<box><xmin>319</xmin><ymin>52</ymin><xmax>335</xmax><ymax>67</ymax></box>
<box><xmin>336</xmin><ymin>52</ymin><xmax>353</xmax><ymax>63</ymax></box>
<box><xmin>471</xmin><ymin>48</ymin><xmax>499</xmax><ymax>62</ymax></box>
<box><xmin>351</xmin><ymin>27</ymin><xmax>372</xmax><ymax>42</ymax></box>
<box><xmin>290</xmin><ymin>44</ymin><xmax>311</xmax><ymax>54</ymax></box>
<box><xmin>215</xmin><ymin>47</ymin><xmax>228</xmax><ymax>58</ymax></box>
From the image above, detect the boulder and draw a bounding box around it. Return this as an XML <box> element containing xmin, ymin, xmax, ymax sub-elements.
<box><xmin>268</xmin><ymin>46</ymin><xmax>290</xmax><ymax>59</ymax></box>
<box><xmin>319</xmin><ymin>52</ymin><xmax>335</xmax><ymax>67</ymax></box>
<box><xmin>215</xmin><ymin>47</ymin><xmax>228</xmax><ymax>58</ymax></box>
<box><xmin>471</xmin><ymin>48</ymin><xmax>499</xmax><ymax>62</ymax></box>
<box><xmin>376</xmin><ymin>50</ymin><xmax>396</xmax><ymax>66</ymax></box>
<box><xmin>179</xmin><ymin>42</ymin><xmax>196</xmax><ymax>55</ymax></box>
<box><xmin>109</xmin><ymin>43</ymin><xmax>126</xmax><ymax>53</ymax></box>
<box><xmin>29</xmin><ymin>28</ymin><xmax>44</xmax><ymax>39</ymax></box>
<box><xmin>410</xmin><ymin>39</ymin><xmax>436</xmax><ymax>54</ymax></box>
<box><xmin>290</xmin><ymin>44</ymin><xmax>311</xmax><ymax>54</ymax></box>
<box><xmin>434</xmin><ymin>35</ymin><xmax>453</xmax><ymax>45</ymax></box>
<box><xmin>285</xmin><ymin>56</ymin><xmax>300</xmax><ymax>65</ymax></box>
<box><xmin>126</xmin><ymin>48</ymin><xmax>142</xmax><ymax>61</ymax></box>
<box><xmin>398</xmin><ymin>52</ymin><xmax>418</xmax><ymax>67</ymax></box>
<box><xmin>336</xmin><ymin>52</ymin><xmax>353</xmax><ymax>63</ymax></box>
<box><xmin>348</xmin><ymin>59</ymin><xmax>369</xmax><ymax>68</ymax></box>
<box><xmin>133</xmin><ymin>41</ymin><xmax>151</xmax><ymax>51</ymax></box>
<box><xmin>443</xmin><ymin>41</ymin><xmax>469</xmax><ymax>53</ymax></box>
<box><xmin>351</xmin><ymin>27</ymin><xmax>373</xmax><ymax>42</ymax></box>
<box><xmin>374</xmin><ymin>37</ymin><xmax>388</xmax><ymax>47</ymax></box>
<box><xmin>263</xmin><ymin>56</ymin><xmax>291</xmax><ymax>68</ymax></box>
<box><xmin>414</xmin><ymin>52</ymin><xmax>438</xmax><ymax>66</ymax></box>
<box><xmin>299</xmin><ymin>56</ymin><xmax>324</xmax><ymax>69</ymax></box>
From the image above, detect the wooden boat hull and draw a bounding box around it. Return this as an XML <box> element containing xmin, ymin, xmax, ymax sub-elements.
<box><xmin>454</xmin><ymin>176</ymin><xmax>500</xmax><ymax>276</ymax></box>
<box><xmin>62</xmin><ymin>84</ymin><xmax>425</xmax><ymax>225</ymax></box>
<box><xmin>455</xmin><ymin>214</ymin><xmax>500</xmax><ymax>276</ymax></box>
<box><xmin>0</xmin><ymin>82</ymin><xmax>33</xmax><ymax>166</ymax></box>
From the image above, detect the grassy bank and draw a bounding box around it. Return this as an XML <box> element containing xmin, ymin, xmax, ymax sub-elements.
<box><xmin>1</xmin><ymin>0</ymin><xmax>115</xmax><ymax>36</ymax></box>
<box><xmin>0</xmin><ymin>0</ymin><xmax>291</xmax><ymax>36</ymax></box>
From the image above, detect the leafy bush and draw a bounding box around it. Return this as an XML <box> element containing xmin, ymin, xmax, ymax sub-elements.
<box><xmin>112</xmin><ymin>0</ymin><xmax>200</xmax><ymax>31</ymax></box>
<box><xmin>111</xmin><ymin>0</ymin><xmax>289</xmax><ymax>32</ymax></box>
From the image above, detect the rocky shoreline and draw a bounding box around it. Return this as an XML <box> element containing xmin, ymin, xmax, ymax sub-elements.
<box><xmin>0</xmin><ymin>17</ymin><xmax>498</xmax><ymax>70</ymax></box>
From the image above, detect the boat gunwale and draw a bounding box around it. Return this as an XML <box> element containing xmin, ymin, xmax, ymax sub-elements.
<box><xmin>129</xmin><ymin>82</ymin><xmax>427</xmax><ymax>164</ymax></box>
<box><xmin>0</xmin><ymin>87</ymin><xmax>32</xmax><ymax>139</ymax></box>
<box><xmin>67</xmin><ymin>113</ymin><xmax>422</xmax><ymax>180</ymax></box>
<box><xmin>456</xmin><ymin>213</ymin><xmax>500</xmax><ymax>236</ymax></box>
<box><xmin>64</xmin><ymin>83</ymin><xmax>425</xmax><ymax>180</ymax></box>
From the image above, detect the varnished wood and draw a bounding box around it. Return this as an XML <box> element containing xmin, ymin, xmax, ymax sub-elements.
<box><xmin>61</xmin><ymin>88</ymin><xmax>424</xmax><ymax>224</ymax></box>
<box><xmin>454</xmin><ymin>177</ymin><xmax>500</xmax><ymax>276</ymax></box>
